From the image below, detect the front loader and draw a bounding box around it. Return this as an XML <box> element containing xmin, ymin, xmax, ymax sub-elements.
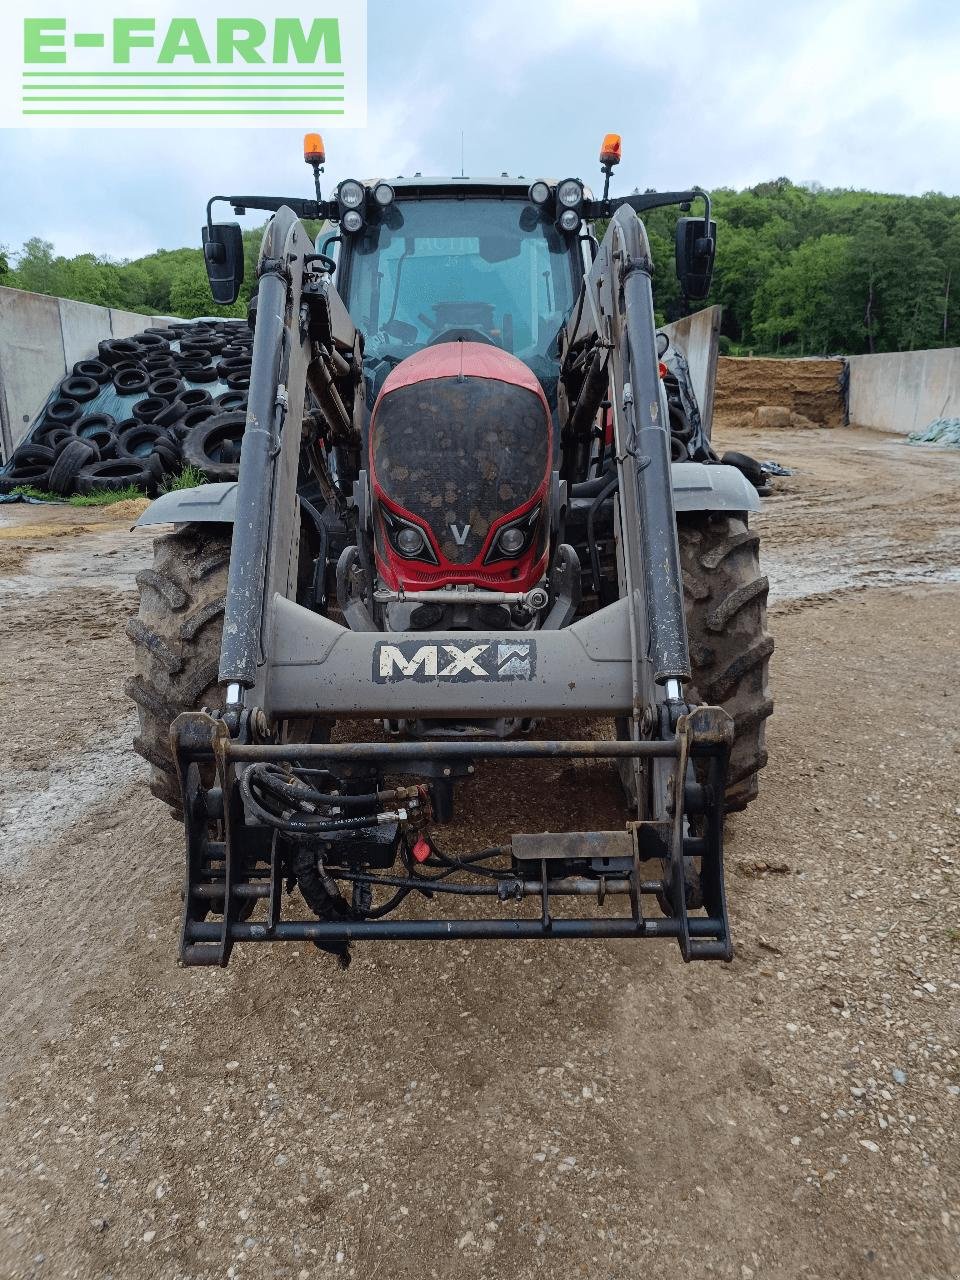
<box><xmin>127</xmin><ymin>133</ymin><xmax>772</xmax><ymax>966</ymax></box>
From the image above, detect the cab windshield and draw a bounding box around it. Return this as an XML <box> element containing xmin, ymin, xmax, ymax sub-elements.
<box><xmin>344</xmin><ymin>197</ymin><xmax>578</xmax><ymax>380</ymax></box>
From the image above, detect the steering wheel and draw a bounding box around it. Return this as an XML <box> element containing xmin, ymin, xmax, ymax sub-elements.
<box><xmin>425</xmin><ymin>327</ymin><xmax>498</xmax><ymax>347</ymax></box>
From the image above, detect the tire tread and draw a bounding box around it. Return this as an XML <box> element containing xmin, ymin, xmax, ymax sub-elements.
<box><xmin>680</xmin><ymin>514</ymin><xmax>774</xmax><ymax>812</ymax></box>
<box><xmin>126</xmin><ymin>524</ymin><xmax>230</xmax><ymax>816</ymax></box>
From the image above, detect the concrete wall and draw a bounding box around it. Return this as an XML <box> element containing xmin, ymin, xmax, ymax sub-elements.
<box><xmin>0</xmin><ymin>286</ymin><xmax>171</xmax><ymax>460</ymax></box>
<box><xmin>847</xmin><ymin>347</ymin><xmax>960</xmax><ymax>436</ymax></box>
<box><xmin>661</xmin><ymin>305</ymin><xmax>721</xmax><ymax>438</ymax></box>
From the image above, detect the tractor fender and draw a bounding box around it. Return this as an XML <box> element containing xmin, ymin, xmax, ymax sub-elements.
<box><xmin>670</xmin><ymin>462</ymin><xmax>761</xmax><ymax>514</ymax></box>
<box><xmin>135</xmin><ymin>463</ymin><xmax>760</xmax><ymax>528</ymax></box>
<box><xmin>135</xmin><ymin>481</ymin><xmax>238</xmax><ymax>526</ymax></box>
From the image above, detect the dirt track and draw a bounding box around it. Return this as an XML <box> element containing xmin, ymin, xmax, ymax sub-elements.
<box><xmin>0</xmin><ymin>427</ymin><xmax>958</xmax><ymax>1280</ymax></box>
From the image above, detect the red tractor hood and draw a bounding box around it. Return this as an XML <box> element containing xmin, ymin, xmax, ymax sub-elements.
<box><xmin>369</xmin><ymin>341</ymin><xmax>553</xmax><ymax>592</ymax></box>
<box><xmin>376</xmin><ymin>340</ymin><xmax>551</xmax><ymax>412</ymax></box>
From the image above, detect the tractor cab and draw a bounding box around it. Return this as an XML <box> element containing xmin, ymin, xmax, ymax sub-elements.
<box><xmin>329</xmin><ymin>176</ymin><xmax>587</xmax><ymax>409</ymax></box>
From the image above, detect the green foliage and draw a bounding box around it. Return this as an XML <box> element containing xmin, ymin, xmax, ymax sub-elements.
<box><xmin>3</xmin><ymin>226</ymin><xmax>265</xmax><ymax>319</ymax></box>
<box><xmin>161</xmin><ymin>464</ymin><xmax>207</xmax><ymax>492</ymax></box>
<box><xmin>68</xmin><ymin>485</ymin><xmax>145</xmax><ymax>506</ymax></box>
<box><xmin>642</xmin><ymin>179</ymin><xmax>960</xmax><ymax>354</ymax></box>
<box><xmin>9</xmin><ymin>485</ymin><xmax>61</xmax><ymax>502</ymax></box>
<box><xmin>10</xmin><ymin>483</ymin><xmax>144</xmax><ymax>505</ymax></box>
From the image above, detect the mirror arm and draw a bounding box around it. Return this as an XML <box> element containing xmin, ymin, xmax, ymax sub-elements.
<box><xmin>206</xmin><ymin>195</ymin><xmax>231</xmax><ymax>234</ymax></box>
<box><xmin>585</xmin><ymin>188</ymin><xmax>710</xmax><ymax>222</ymax></box>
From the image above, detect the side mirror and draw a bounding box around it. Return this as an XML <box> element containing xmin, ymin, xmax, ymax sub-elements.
<box><xmin>202</xmin><ymin>222</ymin><xmax>244</xmax><ymax>305</ymax></box>
<box><xmin>675</xmin><ymin>216</ymin><xmax>716</xmax><ymax>300</ymax></box>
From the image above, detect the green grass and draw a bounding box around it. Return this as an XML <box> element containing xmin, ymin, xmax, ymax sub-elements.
<box><xmin>160</xmin><ymin>465</ymin><xmax>206</xmax><ymax>493</ymax></box>
<box><xmin>68</xmin><ymin>484</ymin><xmax>144</xmax><ymax>506</ymax></box>
<box><xmin>10</xmin><ymin>483</ymin><xmax>146</xmax><ymax>507</ymax></box>
<box><xmin>10</xmin><ymin>469</ymin><xmax>205</xmax><ymax>505</ymax></box>
<box><xmin>8</xmin><ymin>485</ymin><xmax>59</xmax><ymax>502</ymax></box>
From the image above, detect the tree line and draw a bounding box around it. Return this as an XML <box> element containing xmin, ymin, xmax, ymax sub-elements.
<box><xmin>2</xmin><ymin>178</ymin><xmax>959</xmax><ymax>355</ymax></box>
<box><xmin>644</xmin><ymin>178</ymin><xmax>960</xmax><ymax>354</ymax></box>
<box><xmin>0</xmin><ymin>229</ymin><xmax>262</xmax><ymax>324</ymax></box>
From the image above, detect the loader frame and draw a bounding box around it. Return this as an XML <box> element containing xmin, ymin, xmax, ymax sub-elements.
<box><xmin>170</xmin><ymin>197</ymin><xmax>738</xmax><ymax>966</ymax></box>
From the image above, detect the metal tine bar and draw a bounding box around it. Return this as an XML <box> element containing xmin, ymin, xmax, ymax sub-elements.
<box><xmin>227</xmin><ymin>738</ymin><xmax>683</xmax><ymax>762</ymax></box>
<box><xmin>191</xmin><ymin>877</ymin><xmax>683</xmax><ymax>903</ymax></box>
<box><xmin>187</xmin><ymin>916</ymin><xmax>727</xmax><ymax>943</ymax></box>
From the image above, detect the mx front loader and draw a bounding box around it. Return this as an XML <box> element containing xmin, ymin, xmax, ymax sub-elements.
<box><xmin>126</xmin><ymin>133</ymin><xmax>772</xmax><ymax>966</ymax></box>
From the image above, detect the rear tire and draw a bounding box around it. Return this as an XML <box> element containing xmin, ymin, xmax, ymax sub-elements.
<box><xmin>125</xmin><ymin>523</ymin><xmax>230</xmax><ymax>814</ymax></box>
<box><xmin>679</xmin><ymin>513</ymin><xmax>773</xmax><ymax>811</ymax></box>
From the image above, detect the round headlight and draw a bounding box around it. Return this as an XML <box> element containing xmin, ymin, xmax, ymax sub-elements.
<box><xmin>556</xmin><ymin>178</ymin><xmax>584</xmax><ymax>209</ymax></box>
<box><xmin>396</xmin><ymin>525</ymin><xmax>425</xmax><ymax>556</ymax></box>
<box><xmin>372</xmin><ymin>181</ymin><xmax>395</xmax><ymax>207</ymax></box>
<box><xmin>341</xmin><ymin>209</ymin><xmax>364</xmax><ymax>234</ymax></box>
<box><xmin>338</xmin><ymin>179</ymin><xmax>365</xmax><ymax>209</ymax></box>
<box><xmin>558</xmin><ymin>208</ymin><xmax>582</xmax><ymax>233</ymax></box>
<box><xmin>497</xmin><ymin>525</ymin><xmax>526</xmax><ymax>555</ymax></box>
<box><xmin>528</xmin><ymin>180</ymin><xmax>551</xmax><ymax>205</ymax></box>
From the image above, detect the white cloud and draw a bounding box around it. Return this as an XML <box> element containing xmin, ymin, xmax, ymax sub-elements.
<box><xmin>1</xmin><ymin>0</ymin><xmax>958</xmax><ymax>261</ymax></box>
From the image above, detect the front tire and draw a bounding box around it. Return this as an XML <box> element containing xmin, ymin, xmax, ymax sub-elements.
<box><xmin>679</xmin><ymin>513</ymin><xmax>773</xmax><ymax>811</ymax></box>
<box><xmin>125</xmin><ymin>523</ymin><xmax>230</xmax><ymax>814</ymax></box>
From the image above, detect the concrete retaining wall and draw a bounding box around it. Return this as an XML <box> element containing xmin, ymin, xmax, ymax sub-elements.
<box><xmin>0</xmin><ymin>286</ymin><xmax>171</xmax><ymax>460</ymax></box>
<box><xmin>847</xmin><ymin>347</ymin><xmax>960</xmax><ymax>436</ymax></box>
<box><xmin>661</xmin><ymin>305</ymin><xmax>721</xmax><ymax>438</ymax></box>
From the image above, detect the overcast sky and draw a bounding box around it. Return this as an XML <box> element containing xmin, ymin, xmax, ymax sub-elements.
<box><xmin>1</xmin><ymin>0</ymin><xmax>958</xmax><ymax>262</ymax></box>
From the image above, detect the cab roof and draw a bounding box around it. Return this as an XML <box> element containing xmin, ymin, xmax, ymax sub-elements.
<box><xmin>370</xmin><ymin>175</ymin><xmax>594</xmax><ymax>199</ymax></box>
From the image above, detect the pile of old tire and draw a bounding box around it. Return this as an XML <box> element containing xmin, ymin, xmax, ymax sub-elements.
<box><xmin>0</xmin><ymin>318</ymin><xmax>253</xmax><ymax>496</ymax></box>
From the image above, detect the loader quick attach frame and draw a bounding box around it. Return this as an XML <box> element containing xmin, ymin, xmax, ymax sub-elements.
<box><xmin>171</xmin><ymin>199</ymin><xmax>737</xmax><ymax>967</ymax></box>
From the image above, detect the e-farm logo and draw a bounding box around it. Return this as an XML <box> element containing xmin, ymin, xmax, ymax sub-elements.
<box><xmin>0</xmin><ymin>2</ymin><xmax>366</xmax><ymax>128</ymax></box>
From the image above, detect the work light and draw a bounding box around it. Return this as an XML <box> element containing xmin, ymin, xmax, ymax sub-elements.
<box><xmin>556</xmin><ymin>179</ymin><xmax>584</xmax><ymax>209</ymax></box>
<box><xmin>337</xmin><ymin>179</ymin><xmax>365</xmax><ymax>209</ymax></box>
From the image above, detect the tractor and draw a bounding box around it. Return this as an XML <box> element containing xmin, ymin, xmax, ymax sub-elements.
<box><xmin>127</xmin><ymin>132</ymin><xmax>772</xmax><ymax>966</ymax></box>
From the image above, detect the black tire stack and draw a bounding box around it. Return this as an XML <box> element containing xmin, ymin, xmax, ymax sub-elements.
<box><xmin>0</xmin><ymin>319</ymin><xmax>254</xmax><ymax>496</ymax></box>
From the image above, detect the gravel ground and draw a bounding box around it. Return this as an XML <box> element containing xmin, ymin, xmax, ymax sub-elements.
<box><xmin>0</xmin><ymin>426</ymin><xmax>957</xmax><ymax>1280</ymax></box>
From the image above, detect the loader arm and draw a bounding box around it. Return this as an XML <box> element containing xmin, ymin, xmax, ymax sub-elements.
<box><xmin>560</xmin><ymin>204</ymin><xmax>695</xmax><ymax>810</ymax></box>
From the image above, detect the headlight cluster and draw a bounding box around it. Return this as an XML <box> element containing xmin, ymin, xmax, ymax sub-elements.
<box><xmin>484</xmin><ymin>505</ymin><xmax>541</xmax><ymax>565</ymax></box>
<box><xmin>336</xmin><ymin>179</ymin><xmax>395</xmax><ymax>234</ymax></box>
<box><xmin>381</xmin><ymin>507</ymin><xmax>438</xmax><ymax>564</ymax></box>
<box><xmin>527</xmin><ymin>178</ymin><xmax>585</xmax><ymax>236</ymax></box>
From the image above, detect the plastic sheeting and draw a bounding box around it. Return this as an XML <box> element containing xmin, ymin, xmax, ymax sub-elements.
<box><xmin>906</xmin><ymin>418</ymin><xmax>960</xmax><ymax>448</ymax></box>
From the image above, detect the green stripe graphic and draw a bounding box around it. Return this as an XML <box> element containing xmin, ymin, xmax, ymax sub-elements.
<box><xmin>24</xmin><ymin>96</ymin><xmax>345</xmax><ymax>102</ymax></box>
<box><xmin>22</xmin><ymin>109</ymin><xmax>347</xmax><ymax>115</ymax></box>
<box><xmin>22</xmin><ymin>70</ymin><xmax>344</xmax><ymax>77</ymax></box>
<box><xmin>22</xmin><ymin>86</ymin><xmax>344</xmax><ymax>92</ymax></box>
